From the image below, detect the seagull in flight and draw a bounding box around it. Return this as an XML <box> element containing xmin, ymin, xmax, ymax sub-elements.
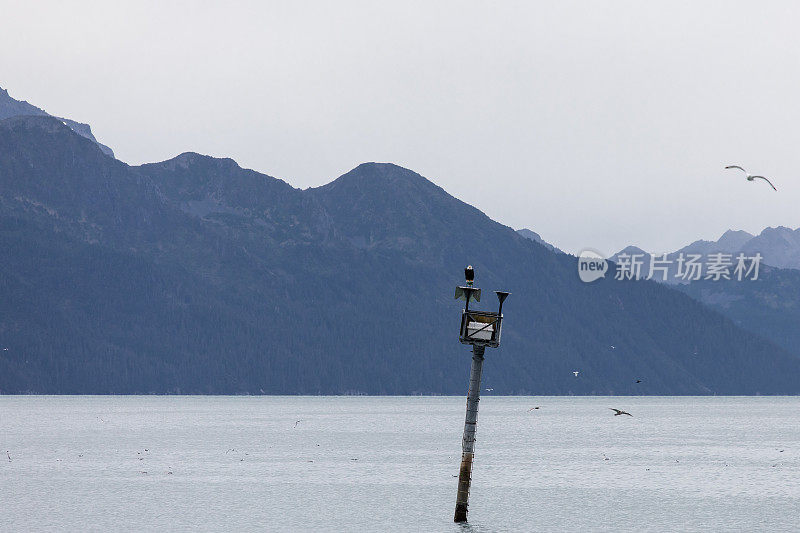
<box><xmin>485</xmin><ymin>388</ymin><xmax>493</xmax><ymax>392</ymax></box>
<box><xmin>294</xmin><ymin>420</ymin><xmax>301</xmax><ymax>428</ymax></box>
<box><xmin>573</xmin><ymin>371</ymin><xmax>579</xmax><ymax>377</ymax></box>
<box><xmin>725</xmin><ymin>165</ymin><xmax>777</xmax><ymax>191</ymax></box>
<box><xmin>528</xmin><ymin>406</ymin><xmax>540</xmax><ymax>411</ymax></box>
<box><xmin>610</xmin><ymin>408</ymin><xmax>633</xmax><ymax>417</ymax></box>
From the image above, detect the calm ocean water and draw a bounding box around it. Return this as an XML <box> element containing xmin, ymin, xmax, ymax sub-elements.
<box><xmin>2</xmin><ymin>396</ymin><xmax>799</xmax><ymax>532</ymax></box>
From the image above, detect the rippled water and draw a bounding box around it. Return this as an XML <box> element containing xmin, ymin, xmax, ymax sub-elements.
<box><xmin>2</xmin><ymin>396</ymin><xmax>799</xmax><ymax>532</ymax></box>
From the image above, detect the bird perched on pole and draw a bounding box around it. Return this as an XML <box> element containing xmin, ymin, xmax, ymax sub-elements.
<box><xmin>724</xmin><ymin>165</ymin><xmax>777</xmax><ymax>191</ymax></box>
<box><xmin>465</xmin><ymin>265</ymin><xmax>474</xmax><ymax>286</ymax></box>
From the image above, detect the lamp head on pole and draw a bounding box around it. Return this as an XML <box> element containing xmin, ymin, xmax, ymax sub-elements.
<box><xmin>495</xmin><ymin>291</ymin><xmax>511</xmax><ymax>315</ymax></box>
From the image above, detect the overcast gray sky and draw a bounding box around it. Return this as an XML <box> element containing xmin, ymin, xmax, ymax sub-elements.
<box><xmin>2</xmin><ymin>1</ymin><xmax>799</xmax><ymax>254</ymax></box>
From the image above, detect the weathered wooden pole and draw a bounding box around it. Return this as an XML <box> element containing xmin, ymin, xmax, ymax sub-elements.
<box><xmin>454</xmin><ymin>343</ymin><xmax>485</xmax><ymax>522</ymax></box>
<box><xmin>452</xmin><ymin>266</ymin><xmax>509</xmax><ymax>523</ymax></box>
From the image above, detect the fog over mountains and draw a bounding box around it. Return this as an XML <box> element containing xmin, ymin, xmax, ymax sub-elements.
<box><xmin>2</xmin><ymin>89</ymin><xmax>800</xmax><ymax>395</ymax></box>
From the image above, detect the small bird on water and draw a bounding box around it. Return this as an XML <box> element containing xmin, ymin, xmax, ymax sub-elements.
<box><xmin>724</xmin><ymin>165</ymin><xmax>777</xmax><ymax>191</ymax></box>
<box><xmin>610</xmin><ymin>408</ymin><xmax>633</xmax><ymax>417</ymax></box>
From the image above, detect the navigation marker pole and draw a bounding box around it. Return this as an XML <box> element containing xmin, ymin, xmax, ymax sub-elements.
<box><xmin>453</xmin><ymin>266</ymin><xmax>510</xmax><ymax>523</ymax></box>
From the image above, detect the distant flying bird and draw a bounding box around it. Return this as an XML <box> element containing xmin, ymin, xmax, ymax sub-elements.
<box><xmin>610</xmin><ymin>346</ymin><xmax>615</xmax><ymax>350</ymax></box>
<box><xmin>528</xmin><ymin>406</ymin><xmax>540</xmax><ymax>411</ymax></box>
<box><xmin>610</xmin><ymin>408</ymin><xmax>633</xmax><ymax>417</ymax></box>
<box><xmin>294</xmin><ymin>420</ymin><xmax>301</xmax><ymax>428</ymax></box>
<box><xmin>485</xmin><ymin>388</ymin><xmax>493</xmax><ymax>392</ymax></box>
<box><xmin>725</xmin><ymin>165</ymin><xmax>777</xmax><ymax>191</ymax></box>
<box><xmin>573</xmin><ymin>371</ymin><xmax>579</xmax><ymax>377</ymax></box>
<box><xmin>635</xmin><ymin>380</ymin><xmax>642</xmax><ymax>383</ymax></box>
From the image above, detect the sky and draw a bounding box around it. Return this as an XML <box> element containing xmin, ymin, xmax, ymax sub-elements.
<box><xmin>2</xmin><ymin>0</ymin><xmax>799</xmax><ymax>255</ymax></box>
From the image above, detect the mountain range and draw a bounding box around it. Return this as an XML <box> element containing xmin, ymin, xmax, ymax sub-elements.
<box><xmin>2</xmin><ymin>91</ymin><xmax>800</xmax><ymax>395</ymax></box>
<box><xmin>612</xmin><ymin>227</ymin><xmax>800</xmax><ymax>282</ymax></box>
<box><xmin>608</xmin><ymin>228</ymin><xmax>800</xmax><ymax>355</ymax></box>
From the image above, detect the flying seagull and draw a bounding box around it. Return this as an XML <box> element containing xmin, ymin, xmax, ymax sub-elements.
<box><xmin>610</xmin><ymin>408</ymin><xmax>633</xmax><ymax>417</ymax></box>
<box><xmin>573</xmin><ymin>371</ymin><xmax>579</xmax><ymax>377</ymax></box>
<box><xmin>294</xmin><ymin>420</ymin><xmax>301</xmax><ymax>428</ymax></box>
<box><xmin>528</xmin><ymin>406</ymin><xmax>540</xmax><ymax>411</ymax></box>
<box><xmin>485</xmin><ymin>388</ymin><xmax>493</xmax><ymax>392</ymax></box>
<box><xmin>724</xmin><ymin>165</ymin><xmax>777</xmax><ymax>191</ymax></box>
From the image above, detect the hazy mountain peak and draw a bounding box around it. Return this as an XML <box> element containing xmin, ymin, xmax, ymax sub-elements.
<box><xmin>614</xmin><ymin>245</ymin><xmax>648</xmax><ymax>256</ymax></box>
<box><xmin>0</xmin><ymin>114</ymin><xmax>72</xmax><ymax>133</ymax></box>
<box><xmin>716</xmin><ymin>229</ymin><xmax>755</xmax><ymax>249</ymax></box>
<box><xmin>0</xmin><ymin>85</ymin><xmax>114</xmax><ymax>158</ymax></box>
<box><xmin>320</xmin><ymin>162</ymin><xmax>444</xmax><ymax>195</ymax></box>
<box><xmin>516</xmin><ymin>228</ymin><xmax>563</xmax><ymax>253</ymax></box>
<box><xmin>161</xmin><ymin>151</ymin><xmax>242</xmax><ymax>171</ymax></box>
<box><xmin>139</xmin><ymin>151</ymin><xmax>298</xmax><ymax>215</ymax></box>
<box><xmin>0</xmin><ymin>87</ymin><xmax>48</xmax><ymax>119</ymax></box>
<box><xmin>660</xmin><ymin>229</ymin><xmax>756</xmax><ymax>260</ymax></box>
<box><xmin>759</xmin><ymin>225</ymin><xmax>796</xmax><ymax>237</ymax></box>
<box><xmin>616</xmin><ymin>225</ymin><xmax>800</xmax><ymax>277</ymax></box>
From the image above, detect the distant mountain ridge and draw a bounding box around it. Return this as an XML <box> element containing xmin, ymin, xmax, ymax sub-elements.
<box><xmin>676</xmin><ymin>229</ymin><xmax>756</xmax><ymax>256</ymax></box>
<box><xmin>516</xmin><ymin>228</ymin><xmax>564</xmax><ymax>254</ymax></box>
<box><xmin>608</xmin><ymin>228</ymin><xmax>800</xmax><ymax>363</ymax></box>
<box><xmin>0</xmin><ymin>86</ymin><xmax>114</xmax><ymax>157</ymax></box>
<box><xmin>613</xmin><ymin>227</ymin><xmax>800</xmax><ymax>282</ymax></box>
<box><xmin>2</xmin><ymin>114</ymin><xmax>800</xmax><ymax>394</ymax></box>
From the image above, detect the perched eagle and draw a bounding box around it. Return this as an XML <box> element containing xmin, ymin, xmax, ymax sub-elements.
<box><xmin>465</xmin><ymin>265</ymin><xmax>474</xmax><ymax>284</ymax></box>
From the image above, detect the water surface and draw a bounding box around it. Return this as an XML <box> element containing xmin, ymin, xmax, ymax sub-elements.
<box><xmin>2</xmin><ymin>396</ymin><xmax>799</xmax><ymax>532</ymax></box>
